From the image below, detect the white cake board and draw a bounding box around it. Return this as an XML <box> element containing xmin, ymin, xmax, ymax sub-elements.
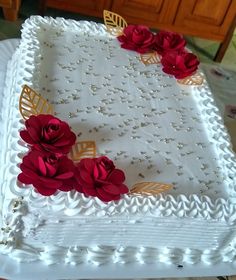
<box><xmin>1</xmin><ymin>253</ymin><xmax>236</xmax><ymax>279</ymax></box>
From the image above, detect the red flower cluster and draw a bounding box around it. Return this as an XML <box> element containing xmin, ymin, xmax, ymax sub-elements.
<box><xmin>153</xmin><ymin>31</ymin><xmax>186</xmax><ymax>55</ymax></box>
<box><xmin>117</xmin><ymin>25</ymin><xmax>199</xmax><ymax>79</ymax></box>
<box><xmin>117</xmin><ymin>25</ymin><xmax>155</xmax><ymax>54</ymax></box>
<box><xmin>18</xmin><ymin>114</ymin><xmax>128</xmax><ymax>202</ymax></box>
<box><xmin>161</xmin><ymin>51</ymin><xmax>200</xmax><ymax>79</ymax></box>
<box><xmin>18</xmin><ymin>150</ymin><xmax>76</xmax><ymax>196</ymax></box>
<box><xmin>75</xmin><ymin>157</ymin><xmax>128</xmax><ymax>202</ymax></box>
<box><xmin>20</xmin><ymin>114</ymin><xmax>76</xmax><ymax>154</ymax></box>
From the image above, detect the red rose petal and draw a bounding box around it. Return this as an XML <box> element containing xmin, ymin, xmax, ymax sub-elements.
<box><xmin>58</xmin><ymin>184</ymin><xmax>73</xmax><ymax>192</ymax></box>
<box><xmin>74</xmin><ymin>183</ymin><xmax>83</xmax><ymax>193</ymax></box>
<box><xmin>26</xmin><ymin>116</ymin><xmax>42</xmax><ymax>139</ymax></box>
<box><xmin>27</xmin><ymin>127</ymin><xmax>40</xmax><ymax>142</ymax></box>
<box><xmin>37</xmin><ymin>114</ymin><xmax>54</xmax><ymax>123</ymax></box>
<box><xmin>19</xmin><ymin>131</ymin><xmax>35</xmax><ymax>144</ymax></box>
<box><xmin>123</xmin><ymin>25</ymin><xmax>135</xmax><ymax>37</ymax></box>
<box><xmin>108</xmin><ymin>169</ymin><xmax>125</xmax><ymax>184</ymax></box>
<box><xmin>38</xmin><ymin>155</ymin><xmax>47</xmax><ymax>176</ymax></box>
<box><xmin>55</xmin><ymin>171</ymin><xmax>74</xmax><ymax>180</ymax></box>
<box><xmin>82</xmin><ymin>185</ymin><xmax>97</xmax><ymax>197</ymax></box>
<box><xmin>21</xmin><ymin>155</ymin><xmax>34</xmax><ymax>169</ymax></box>
<box><xmin>76</xmin><ymin>176</ymin><xmax>94</xmax><ymax>191</ymax></box>
<box><xmin>176</xmin><ymin>55</ymin><xmax>185</xmax><ymax>68</ymax></box>
<box><xmin>45</xmin><ymin>161</ymin><xmax>57</xmax><ymax>177</ymax></box>
<box><xmin>39</xmin><ymin>176</ymin><xmax>62</xmax><ymax>188</ymax></box>
<box><xmin>80</xmin><ymin>158</ymin><xmax>94</xmax><ymax>171</ymax></box>
<box><xmin>53</xmin><ymin>129</ymin><xmax>76</xmax><ymax>147</ymax></box>
<box><xmin>19</xmin><ymin>164</ymin><xmax>38</xmax><ymax>179</ymax></box>
<box><xmin>26</xmin><ymin>115</ymin><xmax>42</xmax><ymax>130</ymax></box>
<box><xmin>103</xmin><ymin>184</ymin><xmax>121</xmax><ymax>195</ymax></box>
<box><xmin>93</xmin><ymin>164</ymin><xmax>99</xmax><ymax>179</ymax></box>
<box><xmin>43</xmin><ymin>128</ymin><xmax>61</xmax><ymax>142</ymax></box>
<box><xmin>117</xmin><ymin>183</ymin><xmax>129</xmax><ymax>194</ymax></box>
<box><xmin>97</xmin><ymin>187</ymin><xmax>114</xmax><ymax>201</ymax></box>
<box><xmin>57</xmin><ymin>157</ymin><xmax>75</xmax><ymax>173</ymax></box>
<box><xmin>97</xmin><ymin>188</ymin><xmax>120</xmax><ymax>202</ymax></box>
<box><xmin>94</xmin><ymin>164</ymin><xmax>108</xmax><ymax>180</ymax></box>
<box><xmin>75</xmin><ymin>173</ymin><xmax>86</xmax><ymax>185</ymax></box>
<box><xmin>51</xmin><ymin>138</ymin><xmax>67</xmax><ymax>147</ymax></box>
<box><xmin>62</xmin><ymin>177</ymin><xmax>78</xmax><ymax>189</ymax></box>
<box><xmin>34</xmin><ymin>184</ymin><xmax>57</xmax><ymax>196</ymax></box>
<box><xmin>48</xmin><ymin>118</ymin><xmax>61</xmax><ymax>126</ymax></box>
<box><xmin>17</xmin><ymin>173</ymin><xmax>34</xmax><ymax>184</ymax></box>
<box><xmin>79</xmin><ymin>167</ymin><xmax>94</xmax><ymax>185</ymax></box>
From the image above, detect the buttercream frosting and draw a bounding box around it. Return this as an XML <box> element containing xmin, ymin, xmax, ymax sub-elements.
<box><xmin>1</xmin><ymin>16</ymin><xmax>236</xmax><ymax>266</ymax></box>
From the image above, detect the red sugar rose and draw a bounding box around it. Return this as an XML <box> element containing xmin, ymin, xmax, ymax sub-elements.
<box><xmin>20</xmin><ymin>114</ymin><xmax>76</xmax><ymax>155</ymax></box>
<box><xmin>153</xmin><ymin>31</ymin><xmax>186</xmax><ymax>56</ymax></box>
<box><xmin>161</xmin><ymin>51</ymin><xmax>199</xmax><ymax>79</ymax></box>
<box><xmin>75</xmin><ymin>156</ymin><xmax>129</xmax><ymax>202</ymax></box>
<box><xmin>18</xmin><ymin>150</ymin><xmax>76</xmax><ymax>196</ymax></box>
<box><xmin>117</xmin><ymin>25</ymin><xmax>155</xmax><ymax>54</ymax></box>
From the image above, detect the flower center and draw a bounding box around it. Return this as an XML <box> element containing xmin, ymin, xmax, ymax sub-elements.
<box><xmin>47</xmin><ymin>124</ymin><xmax>59</xmax><ymax>132</ymax></box>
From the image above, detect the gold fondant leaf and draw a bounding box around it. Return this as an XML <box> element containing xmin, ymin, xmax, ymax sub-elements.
<box><xmin>130</xmin><ymin>182</ymin><xmax>172</xmax><ymax>195</ymax></box>
<box><xmin>103</xmin><ymin>10</ymin><xmax>128</xmax><ymax>36</ymax></box>
<box><xmin>177</xmin><ymin>72</ymin><xmax>204</xmax><ymax>86</ymax></box>
<box><xmin>19</xmin><ymin>85</ymin><xmax>53</xmax><ymax>120</ymax></box>
<box><xmin>140</xmin><ymin>52</ymin><xmax>161</xmax><ymax>65</ymax></box>
<box><xmin>70</xmin><ymin>141</ymin><xmax>96</xmax><ymax>162</ymax></box>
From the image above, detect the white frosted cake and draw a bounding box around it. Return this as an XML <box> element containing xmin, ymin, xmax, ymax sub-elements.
<box><xmin>1</xmin><ymin>15</ymin><xmax>236</xmax><ymax>269</ymax></box>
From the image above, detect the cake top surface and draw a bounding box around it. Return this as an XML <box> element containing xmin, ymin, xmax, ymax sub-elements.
<box><xmin>1</xmin><ymin>16</ymin><xmax>236</xmax><ymax>220</ymax></box>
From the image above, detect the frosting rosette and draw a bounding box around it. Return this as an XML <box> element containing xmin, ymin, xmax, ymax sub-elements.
<box><xmin>153</xmin><ymin>31</ymin><xmax>186</xmax><ymax>55</ymax></box>
<box><xmin>161</xmin><ymin>51</ymin><xmax>199</xmax><ymax>79</ymax></box>
<box><xmin>75</xmin><ymin>156</ymin><xmax>129</xmax><ymax>202</ymax></box>
<box><xmin>18</xmin><ymin>150</ymin><xmax>76</xmax><ymax>195</ymax></box>
<box><xmin>20</xmin><ymin>114</ymin><xmax>76</xmax><ymax>155</ymax></box>
<box><xmin>117</xmin><ymin>25</ymin><xmax>155</xmax><ymax>54</ymax></box>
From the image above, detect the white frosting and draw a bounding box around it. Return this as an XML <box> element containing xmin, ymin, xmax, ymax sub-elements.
<box><xmin>1</xmin><ymin>16</ymin><xmax>236</xmax><ymax>266</ymax></box>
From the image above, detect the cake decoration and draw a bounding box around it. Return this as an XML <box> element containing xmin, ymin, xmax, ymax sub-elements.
<box><xmin>130</xmin><ymin>182</ymin><xmax>172</xmax><ymax>195</ymax></box>
<box><xmin>69</xmin><ymin>141</ymin><xmax>96</xmax><ymax>161</ymax></box>
<box><xmin>117</xmin><ymin>25</ymin><xmax>156</xmax><ymax>54</ymax></box>
<box><xmin>176</xmin><ymin>72</ymin><xmax>204</xmax><ymax>86</ymax></box>
<box><xmin>18</xmin><ymin>85</ymin><xmax>172</xmax><ymax>200</ymax></box>
<box><xmin>153</xmin><ymin>31</ymin><xmax>186</xmax><ymax>55</ymax></box>
<box><xmin>140</xmin><ymin>51</ymin><xmax>161</xmax><ymax>65</ymax></box>
<box><xmin>103</xmin><ymin>10</ymin><xmax>128</xmax><ymax>36</ymax></box>
<box><xmin>19</xmin><ymin>113</ymin><xmax>76</xmax><ymax>155</ymax></box>
<box><xmin>19</xmin><ymin>84</ymin><xmax>53</xmax><ymax>120</ymax></box>
<box><xmin>75</xmin><ymin>156</ymin><xmax>129</xmax><ymax>202</ymax></box>
<box><xmin>103</xmin><ymin>10</ymin><xmax>203</xmax><ymax>85</ymax></box>
<box><xmin>160</xmin><ymin>50</ymin><xmax>199</xmax><ymax>79</ymax></box>
<box><xmin>18</xmin><ymin>150</ymin><xmax>76</xmax><ymax>196</ymax></box>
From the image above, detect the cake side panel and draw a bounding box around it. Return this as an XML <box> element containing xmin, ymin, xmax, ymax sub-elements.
<box><xmin>0</xmin><ymin>43</ymin><xmax>34</xmax><ymax>255</ymax></box>
<box><xmin>18</xmin><ymin>214</ymin><xmax>236</xmax><ymax>265</ymax></box>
